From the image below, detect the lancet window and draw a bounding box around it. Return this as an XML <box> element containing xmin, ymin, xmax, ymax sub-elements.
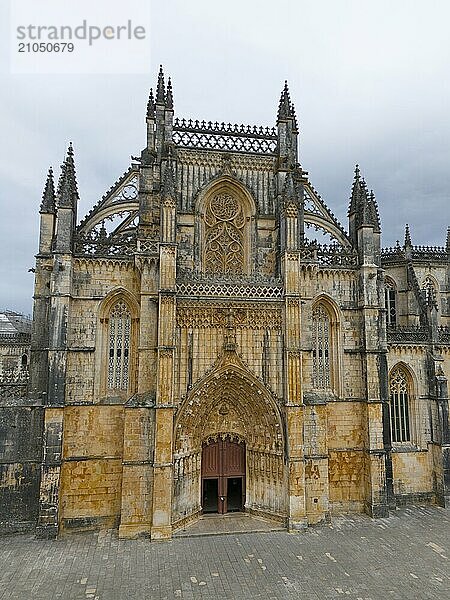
<box><xmin>422</xmin><ymin>276</ymin><xmax>437</xmax><ymax>305</ymax></box>
<box><xmin>107</xmin><ymin>300</ymin><xmax>131</xmax><ymax>390</ymax></box>
<box><xmin>312</xmin><ymin>305</ymin><xmax>331</xmax><ymax>389</ymax></box>
<box><xmin>385</xmin><ymin>279</ymin><xmax>397</xmax><ymax>326</ymax></box>
<box><xmin>389</xmin><ymin>366</ymin><xmax>411</xmax><ymax>443</ymax></box>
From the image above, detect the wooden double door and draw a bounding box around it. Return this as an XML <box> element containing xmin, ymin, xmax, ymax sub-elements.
<box><xmin>201</xmin><ymin>439</ymin><xmax>245</xmax><ymax>514</ymax></box>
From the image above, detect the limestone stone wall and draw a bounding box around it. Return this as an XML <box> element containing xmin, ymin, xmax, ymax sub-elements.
<box><xmin>60</xmin><ymin>406</ymin><xmax>125</xmax><ymax>531</ymax></box>
<box><xmin>0</xmin><ymin>405</ymin><xmax>43</xmax><ymax>533</ymax></box>
<box><xmin>327</xmin><ymin>402</ymin><xmax>366</xmax><ymax>512</ymax></box>
<box><xmin>391</xmin><ymin>451</ymin><xmax>433</xmax><ymax>500</ymax></box>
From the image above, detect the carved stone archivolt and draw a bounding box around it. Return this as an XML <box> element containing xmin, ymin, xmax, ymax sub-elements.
<box><xmin>176</xmin><ymin>302</ymin><xmax>282</xmax><ymax>329</ymax></box>
<box><xmin>174</xmin><ymin>350</ymin><xmax>284</xmax><ymax>455</ymax></box>
<box><xmin>172</xmin><ymin>348</ymin><xmax>285</xmax><ymax>522</ymax></box>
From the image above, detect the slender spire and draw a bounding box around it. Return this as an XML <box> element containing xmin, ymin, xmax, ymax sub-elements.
<box><xmin>348</xmin><ymin>164</ymin><xmax>363</xmax><ymax>215</ymax></box>
<box><xmin>57</xmin><ymin>143</ymin><xmax>79</xmax><ymax>208</ymax></box>
<box><xmin>348</xmin><ymin>165</ymin><xmax>380</xmax><ymax>230</ymax></box>
<box><xmin>166</xmin><ymin>77</ymin><xmax>173</xmax><ymax>109</ymax></box>
<box><xmin>446</xmin><ymin>226</ymin><xmax>450</xmax><ymax>253</ymax></box>
<box><xmin>146</xmin><ymin>88</ymin><xmax>155</xmax><ymax>118</ymax></box>
<box><xmin>404</xmin><ymin>223</ymin><xmax>412</xmax><ymax>247</ymax></box>
<box><xmin>277</xmin><ymin>80</ymin><xmax>291</xmax><ymax>121</ymax></box>
<box><xmin>156</xmin><ymin>65</ymin><xmax>165</xmax><ymax>104</ymax></box>
<box><xmin>40</xmin><ymin>167</ymin><xmax>55</xmax><ymax>213</ymax></box>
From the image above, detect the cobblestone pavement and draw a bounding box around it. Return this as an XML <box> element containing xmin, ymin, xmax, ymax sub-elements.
<box><xmin>1</xmin><ymin>506</ymin><xmax>449</xmax><ymax>600</ymax></box>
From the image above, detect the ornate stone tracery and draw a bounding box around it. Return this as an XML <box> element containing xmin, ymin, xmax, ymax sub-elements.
<box><xmin>203</xmin><ymin>193</ymin><xmax>246</xmax><ymax>274</ymax></box>
<box><xmin>107</xmin><ymin>300</ymin><xmax>131</xmax><ymax>390</ymax></box>
<box><xmin>312</xmin><ymin>305</ymin><xmax>331</xmax><ymax>389</ymax></box>
<box><xmin>389</xmin><ymin>366</ymin><xmax>411</xmax><ymax>443</ymax></box>
<box><xmin>176</xmin><ymin>302</ymin><xmax>282</xmax><ymax>329</ymax></box>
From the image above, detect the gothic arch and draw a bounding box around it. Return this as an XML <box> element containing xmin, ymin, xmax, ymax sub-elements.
<box><xmin>389</xmin><ymin>361</ymin><xmax>418</xmax><ymax>404</ymax></box>
<box><xmin>196</xmin><ymin>175</ymin><xmax>257</xmax><ymax>216</ymax></box>
<box><xmin>172</xmin><ymin>352</ymin><xmax>286</xmax><ymax>526</ymax></box>
<box><xmin>94</xmin><ymin>288</ymin><xmax>140</xmax><ymax>402</ymax></box>
<box><xmin>98</xmin><ymin>287</ymin><xmax>140</xmax><ymax>319</ymax></box>
<box><xmin>195</xmin><ymin>177</ymin><xmax>256</xmax><ymax>276</ymax></box>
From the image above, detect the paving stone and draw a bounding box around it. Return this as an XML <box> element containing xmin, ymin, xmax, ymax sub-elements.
<box><xmin>0</xmin><ymin>506</ymin><xmax>449</xmax><ymax>599</ymax></box>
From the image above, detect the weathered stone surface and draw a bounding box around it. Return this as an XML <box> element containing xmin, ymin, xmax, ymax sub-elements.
<box><xmin>1</xmin><ymin>72</ymin><xmax>449</xmax><ymax>537</ymax></box>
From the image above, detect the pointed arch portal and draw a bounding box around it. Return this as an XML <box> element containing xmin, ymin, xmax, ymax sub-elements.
<box><xmin>172</xmin><ymin>353</ymin><xmax>286</xmax><ymax>527</ymax></box>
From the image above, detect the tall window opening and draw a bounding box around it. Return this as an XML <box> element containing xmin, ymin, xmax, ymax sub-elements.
<box><xmin>389</xmin><ymin>366</ymin><xmax>411</xmax><ymax>443</ymax></box>
<box><xmin>385</xmin><ymin>279</ymin><xmax>397</xmax><ymax>326</ymax></box>
<box><xmin>107</xmin><ymin>300</ymin><xmax>131</xmax><ymax>390</ymax></box>
<box><xmin>422</xmin><ymin>276</ymin><xmax>436</xmax><ymax>305</ymax></box>
<box><xmin>312</xmin><ymin>305</ymin><xmax>331</xmax><ymax>389</ymax></box>
<box><xmin>203</xmin><ymin>193</ymin><xmax>245</xmax><ymax>275</ymax></box>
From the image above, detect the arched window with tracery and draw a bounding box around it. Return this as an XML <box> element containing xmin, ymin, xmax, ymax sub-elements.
<box><xmin>312</xmin><ymin>305</ymin><xmax>331</xmax><ymax>389</ymax></box>
<box><xmin>385</xmin><ymin>278</ymin><xmax>397</xmax><ymax>326</ymax></box>
<box><xmin>203</xmin><ymin>193</ymin><xmax>246</xmax><ymax>275</ymax></box>
<box><xmin>389</xmin><ymin>366</ymin><xmax>411</xmax><ymax>443</ymax></box>
<box><xmin>107</xmin><ymin>300</ymin><xmax>131</xmax><ymax>391</ymax></box>
<box><xmin>422</xmin><ymin>276</ymin><xmax>437</xmax><ymax>305</ymax></box>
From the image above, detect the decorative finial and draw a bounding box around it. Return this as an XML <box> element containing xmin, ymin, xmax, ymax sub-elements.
<box><xmin>156</xmin><ymin>65</ymin><xmax>165</xmax><ymax>104</ymax></box>
<box><xmin>404</xmin><ymin>223</ymin><xmax>412</xmax><ymax>247</ymax></box>
<box><xmin>166</xmin><ymin>77</ymin><xmax>173</xmax><ymax>109</ymax></box>
<box><xmin>348</xmin><ymin>164</ymin><xmax>364</xmax><ymax>216</ymax></box>
<box><xmin>147</xmin><ymin>88</ymin><xmax>155</xmax><ymax>118</ymax></box>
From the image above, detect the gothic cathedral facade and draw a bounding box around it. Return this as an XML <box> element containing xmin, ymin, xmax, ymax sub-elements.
<box><xmin>2</xmin><ymin>68</ymin><xmax>449</xmax><ymax>538</ymax></box>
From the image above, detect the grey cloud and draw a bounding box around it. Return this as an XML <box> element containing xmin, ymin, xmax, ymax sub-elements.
<box><xmin>1</xmin><ymin>0</ymin><xmax>449</xmax><ymax>313</ymax></box>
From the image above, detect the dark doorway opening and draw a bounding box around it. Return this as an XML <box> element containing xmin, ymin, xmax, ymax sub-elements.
<box><xmin>201</xmin><ymin>438</ymin><xmax>245</xmax><ymax>514</ymax></box>
<box><xmin>202</xmin><ymin>478</ymin><xmax>218</xmax><ymax>513</ymax></box>
<box><xmin>227</xmin><ymin>477</ymin><xmax>243</xmax><ymax>512</ymax></box>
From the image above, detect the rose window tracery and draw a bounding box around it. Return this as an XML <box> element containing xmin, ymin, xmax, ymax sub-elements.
<box><xmin>204</xmin><ymin>193</ymin><xmax>245</xmax><ymax>274</ymax></box>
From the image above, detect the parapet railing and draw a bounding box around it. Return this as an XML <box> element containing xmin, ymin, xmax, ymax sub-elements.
<box><xmin>172</xmin><ymin>117</ymin><xmax>278</xmax><ymax>155</ymax></box>
<box><xmin>387</xmin><ymin>325</ymin><xmax>429</xmax><ymax>344</ymax></box>
<box><xmin>299</xmin><ymin>242</ymin><xmax>358</xmax><ymax>267</ymax></box>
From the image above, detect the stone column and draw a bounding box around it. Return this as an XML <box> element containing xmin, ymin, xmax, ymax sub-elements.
<box><xmin>283</xmin><ymin>253</ymin><xmax>307</xmax><ymax>530</ymax></box>
<box><xmin>359</xmin><ymin>262</ymin><xmax>390</xmax><ymax>518</ymax></box>
<box><xmin>151</xmin><ymin>244</ymin><xmax>177</xmax><ymax>540</ymax></box>
<box><xmin>36</xmin><ymin>254</ymin><xmax>72</xmax><ymax>538</ymax></box>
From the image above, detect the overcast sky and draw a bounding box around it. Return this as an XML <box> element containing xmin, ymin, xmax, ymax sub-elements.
<box><xmin>1</xmin><ymin>0</ymin><xmax>449</xmax><ymax>315</ymax></box>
